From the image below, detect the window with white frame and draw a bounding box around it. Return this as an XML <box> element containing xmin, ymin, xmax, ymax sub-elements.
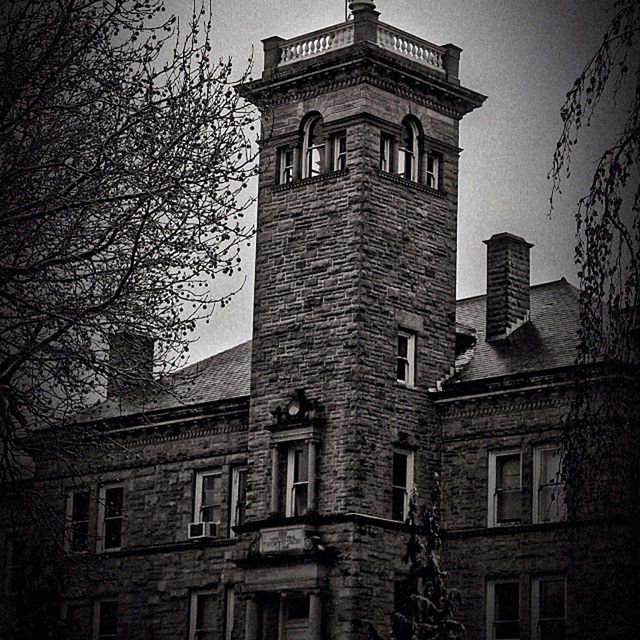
<box><xmin>380</xmin><ymin>132</ymin><xmax>394</xmax><ymax>172</ymax></box>
<box><xmin>391</xmin><ymin>450</ymin><xmax>414</xmax><ymax>521</ymax></box>
<box><xmin>303</xmin><ymin>115</ymin><xmax>326</xmax><ymax>178</ymax></box>
<box><xmin>229</xmin><ymin>466</ymin><xmax>247</xmax><ymax>537</ymax></box>
<box><xmin>397</xmin><ymin>119</ymin><xmax>419</xmax><ymax>182</ymax></box>
<box><xmin>426</xmin><ymin>151</ymin><xmax>441</xmax><ymax>190</ymax></box>
<box><xmin>194</xmin><ymin>470</ymin><xmax>222</xmax><ymax>526</ymax></box>
<box><xmin>97</xmin><ymin>485</ymin><xmax>124</xmax><ymax>552</ymax></box>
<box><xmin>66</xmin><ymin>489</ymin><xmax>90</xmax><ymax>553</ymax></box>
<box><xmin>285</xmin><ymin>442</ymin><xmax>309</xmax><ymax>517</ymax></box>
<box><xmin>533</xmin><ymin>446</ymin><xmax>566</xmax><ymax>523</ymax></box>
<box><xmin>532</xmin><ymin>576</ymin><xmax>566</xmax><ymax>640</ymax></box>
<box><xmin>396</xmin><ymin>331</ymin><xmax>416</xmax><ymax>386</ymax></box>
<box><xmin>190</xmin><ymin>590</ymin><xmax>219</xmax><ymax>640</ymax></box>
<box><xmin>278</xmin><ymin>146</ymin><xmax>295</xmax><ymax>184</ymax></box>
<box><xmin>488</xmin><ymin>451</ymin><xmax>522</xmax><ymax>527</ymax></box>
<box><xmin>331</xmin><ymin>131</ymin><xmax>347</xmax><ymax>171</ymax></box>
<box><xmin>487</xmin><ymin>580</ymin><xmax>520</xmax><ymax>640</ymax></box>
<box><xmin>93</xmin><ymin>600</ymin><xmax>118</xmax><ymax>640</ymax></box>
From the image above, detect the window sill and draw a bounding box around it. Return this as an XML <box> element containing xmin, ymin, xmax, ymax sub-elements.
<box><xmin>395</xmin><ymin>381</ymin><xmax>418</xmax><ymax>391</ymax></box>
<box><xmin>377</xmin><ymin>169</ymin><xmax>446</xmax><ymax>198</ymax></box>
<box><xmin>273</xmin><ymin>168</ymin><xmax>349</xmax><ymax>192</ymax></box>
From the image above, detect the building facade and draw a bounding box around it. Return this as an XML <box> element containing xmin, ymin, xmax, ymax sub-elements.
<box><xmin>1</xmin><ymin>2</ymin><xmax>637</xmax><ymax>639</ymax></box>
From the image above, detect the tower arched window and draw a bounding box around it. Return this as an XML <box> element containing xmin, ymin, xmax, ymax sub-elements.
<box><xmin>303</xmin><ymin>115</ymin><xmax>326</xmax><ymax>178</ymax></box>
<box><xmin>397</xmin><ymin>119</ymin><xmax>420</xmax><ymax>182</ymax></box>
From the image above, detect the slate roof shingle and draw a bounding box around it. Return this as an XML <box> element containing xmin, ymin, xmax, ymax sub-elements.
<box><xmin>78</xmin><ymin>279</ymin><xmax>580</xmax><ymax>421</ymax></box>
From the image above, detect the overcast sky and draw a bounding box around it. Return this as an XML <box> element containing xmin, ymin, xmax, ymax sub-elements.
<box><xmin>170</xmin><ymin>0</ymin><xmax>611</xmax><ymax>363</ymax></box>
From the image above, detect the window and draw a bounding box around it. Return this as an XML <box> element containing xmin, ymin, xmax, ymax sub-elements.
<box><xmin>303</xmin><ymin>115</ymin><xmax>325</xmax><ymax>178</ymax></box>
<box><xmin>98</xmin><ymin>485</ymin><xmax>124</xmax><ymax>552</ymax></box>
<box><xmin>391</xmin><ymin>450</ymin><xmax>414</xmax><ymax>521</ymax></box>
<box><xmin>532</xmin><ymin>577</ymin><xmax>566</xmax><ymax>640</ymax></box>
<box><xmin>396</xmin><ymin>331</ymin><xmax>415</xmax><ymax>386</ymax></box>
<box><xmin>278</xmin><ymin>146</ymin><xmax>295</xmax><ymax>184</ymax></box>
<box><xmin>94</xmin><ymin>600</ymin><xmax>118</xmax><ymax>640</ymax></box>
<box><xmin>257</xmin><ymin>593</ymin><xmax>311</xmax><ymax>640</ymax></box>
<box><xmin>230</xmin><ymin>466</ymin><xmax>247</xmax><ymax>536</ymax></box>
<box><xmin>194</xmin><ymin>470</ymin><xmax>222</xmax><ymax>526</ymax></box>
<box><xmin>285</xmin><ymin>443</ymin><xmax>309</xmax><ymax>517</ymax></box>
<box><xmin>533</xmin><ymin>446</ymin><xmax>566</xmax><ymax>523</ymax></box>
<box><xmin>488</xmin><ymin>451</ymin><xmax>522</xmax><ymax>527</ymax></box>
<box><xmin>5</xmin><ymin>538</ymin><xmax>26</xmax><ymax>595</ymax></box>
<box><xmin>190</xmin><ymin>591</ymin><xmax>218</xmax><ymax>640</ymax></box>
<box><xmin>487</xmin><ymin>581</ymin><xmax>520</xmax><ymax>640</ymax></box>
<box><xmin>426</xmin><ymin>152</ymin><xmax>440</xmax><ymax>190</ymax></box>
<box><xmin>380</xmin><ymin>132</ymin><xmax>394</xmax><ymax>172</ymax></box>
<box><xmin>397</xmin><ymin>119</ymin><xmax>419</xmax><ymax>181</ymax></box>
<box><xmin>332</xmin><ymin>131</ymin><xmax>347</xmax><ymax>170</ymax></box>
<box><xmin>66</xmin><ymin>489</ymin><xmax>90</xmax><ymax>553</ymax></box>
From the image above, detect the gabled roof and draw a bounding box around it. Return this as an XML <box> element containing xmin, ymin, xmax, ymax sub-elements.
<box><xmin>450</xmin><ymin>278</ymin><xmax>580</xmax><ymax>384</ymax></box>
<box><xmin>78</xmin><ymin>279</ymin><xmax>580</xmax><ymax>422</ymax></box>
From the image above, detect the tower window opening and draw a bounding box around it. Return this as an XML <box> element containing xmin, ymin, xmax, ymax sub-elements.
<box><xmin>426</xmin><ymin>151</ymin><xmax>441</xmax><ymax>190</ymax></box>
<box><xmin>380</xmin><ymin>132</ymin><xmax>394</xmax><ymax>172</ymax></box>
<box><xmin>397</xmin><ymin>120</ymin><xmax>419</xmax><ymax>182</ymax></box>
<box><xmin>278</xmin><ymin>147</ymin><xmax>296</xmax><ymax>184</ymax></box>
<box><xmin>303</xmin><ymin>116</ymin><xmax>326</xmax><ymax>178</ymax></box>
<box><xmin>332</xmin><ymin>131</ymin><xmax>347</xmax><ymax>171</ymax></box>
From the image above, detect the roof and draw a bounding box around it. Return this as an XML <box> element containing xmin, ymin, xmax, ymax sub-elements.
<box><xmin>450</xmin><ymin>278</ymin><xmax>580</xmax><ymax>384</ymax></box>
<box><xmin>78</xmin><ymin>279</ymin><xmax>580</xmax><ymax>422</ymax></box>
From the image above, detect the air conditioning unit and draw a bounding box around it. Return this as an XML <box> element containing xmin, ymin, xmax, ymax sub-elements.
<box><xmin>188</xmin><ymin>521</ymin><xmax>218</xmax><ymax>539</ymax></box>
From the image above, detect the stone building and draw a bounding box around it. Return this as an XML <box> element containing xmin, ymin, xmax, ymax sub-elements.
<box><xmin>1</xmin><ymin>1</ymin><xmax>637</xmax><ymax>639</ymax></box>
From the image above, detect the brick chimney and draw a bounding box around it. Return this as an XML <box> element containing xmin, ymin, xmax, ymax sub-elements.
<box><xmin>483</xmin><ymin>233</ymin><xmax>534</xmax><ymax>341</ymax></box>
<box><xmin>107</xmin><ymin>331</ymin><xmax>155</xmax><ymax>397</ymax></box>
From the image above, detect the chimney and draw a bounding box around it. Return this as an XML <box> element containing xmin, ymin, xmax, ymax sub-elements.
<box><xmin>483</xmin><ymin>233</ymin><xmax>534</xmax><ymax>341</ymax></box>
<box><xmin>107</xmin><ymin>331</ymin><xmax>155</xmax><ymax>398</ymax></box>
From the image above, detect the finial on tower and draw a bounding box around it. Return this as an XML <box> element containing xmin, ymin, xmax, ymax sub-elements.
<box><xmin>349</xmin><ymin>0</ymin><xmax>377</xmax><ymax>15</ymax></box>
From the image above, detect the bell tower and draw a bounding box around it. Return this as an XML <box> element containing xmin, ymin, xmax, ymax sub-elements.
<box><xmin>237</xmin><ymin>2</ymin><xmax>485</xmax><ymax>637</ymax></box>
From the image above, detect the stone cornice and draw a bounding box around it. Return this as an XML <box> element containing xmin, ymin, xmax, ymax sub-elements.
<box><xmin>439</xmin><ymin>393</ymin><xmax>567</xmax><ymax>421</ymax></box>
<box><xmin>239</xmin><ymin>42</ymin><xmax>486</xmax><ymax>120</ymax></box>
<box><xmin>376</xmin><ymin>169</ymin><xmax>447</xmax><ymax>198</ymax></box>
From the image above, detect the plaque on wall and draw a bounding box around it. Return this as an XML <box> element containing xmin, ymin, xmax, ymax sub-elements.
<box><xmin>260</xmin><ymin>525</ymin><xmax>308</xmax><ymax>554</ymax></box>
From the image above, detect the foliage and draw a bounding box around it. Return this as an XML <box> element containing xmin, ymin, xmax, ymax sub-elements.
<box><xmin>549</xmin><ymin>0</ymin><xmax>639</xmax><ymax>508</ymax></box>
<box><xmin>0</xmin><ymin>0</ymin><xmax>257</xmax><ymax>480</ymax></box>
<box><xmin>391</xmin><ymin>476</ymin><xmax>466</xmax><ymax>640</ymax></box>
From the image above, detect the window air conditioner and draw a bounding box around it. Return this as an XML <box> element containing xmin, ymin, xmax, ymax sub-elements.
<box><xmin>188</xmin><ymin>521</ymin><xmax>218</xmax><ymax>539</ymax></box>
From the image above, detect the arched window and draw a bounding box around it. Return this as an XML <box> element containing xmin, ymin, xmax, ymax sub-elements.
<box><xmin>397</xmin><ymin>119</ymin><xmax>420</xmax><ymax>182</ymax></box>
<box><xmin>303</xmin><ymin>115</ymin><xmax>326</xmax><ymax>178</ymax></box>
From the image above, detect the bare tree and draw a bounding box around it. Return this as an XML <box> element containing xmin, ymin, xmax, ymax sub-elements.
<box><xmin>0</xmin><ymin>0</ymin><xmax>257</xmax><ymax>480</ymax></box>
<box><xmin>549</xmin><ymin>1</ymin><xmax>639</xmax><ymax>512</ymax></box>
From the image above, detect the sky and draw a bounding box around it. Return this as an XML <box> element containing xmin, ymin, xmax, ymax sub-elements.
<box><xmin>169</xmin><ymin>0</ymin><xmax>612</xmax><ymax>364</ymax></box>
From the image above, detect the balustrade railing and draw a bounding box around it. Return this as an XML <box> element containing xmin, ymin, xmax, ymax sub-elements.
<box><xmin>376</xmin><ymin>23</ymin><xmax>445</xmax><ymax>71</ymax></box>
<box><xmin>275</xmin><ymin>21</ymin><xmax>446</xmax><ymax>73</ymax></box>
<box><xmin>279</xmin><ymin>23</ymin><xmax>355</xmax><ymax>66</ymax></box>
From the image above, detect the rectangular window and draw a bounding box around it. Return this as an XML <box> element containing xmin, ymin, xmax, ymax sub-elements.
<box><xmin>230</xmin><ymin>466</ymin><xmax>247</xmax><ymax>537</ymax></box>
<box><xmin>533</xmin><ymin>446</ymin><xmax>566</xmax><ymax>523</ymax></box>
<box><xmin>285</xmin><ymin>443</ymin><xmax>309</xmax><ymax>517</ymax></box>
<box><xmin>278</xmin><ymin>147</ymin><xmax>295</xmax><ymax>184</ymax></box>
<box><xmin>98</xmin><ymin>485</ymin><xmax>124</xmax><ymax>552</ymax></box>
<box><xmin>426</xmin><ymin>152</ymin><xmax>440</xmax><ymax>190</ymax></box>
<box><xmin>488</xmin><ymin>581</ymin><xmax>520</xmax><ymax>640</ymax></box>
<box><xmin>391</xmin><ymin>450</ymin><xmax>414</xmax><ymax>521</ymax></box>
<box><xmin>94</xmin><ymin>600</ymin><xmax>118</xmax><ymax>640</ymax></box>
<box><xmin>190</xmin><ymin>590</ymin><xmax>218</xmax><ymax>640</ymax></box>
<box><xmin>396</xmin><ymin>331</ymin><xmax>415</xmax><ymax>386</ymax></box>
<box><xmin>532</xmin><ymin>577</ymin><xmax>566</xmax><ymax>640</ymax></box>
<box><xmin>194</xmin><ymin>470</ymin><xmax>222</xmax><ymax>526</ymax></box>
<box><xmin>66</xmin><ymin>489</ymin><xmax>90</xmax><ymax>553</ymax></box>
<box><xmin>284</xmin><ymin>594</ymin><xmax>310</xmax><ymax>639</ymax></box>
<box><xmin>488</xmin><ymin>451</ymin><xmax>522</xmax><ymax>527</ymax></box>
<box><xmin>332</xmin><ymin>132</ymin><xmax>347</xmax><ymax>170</ymax></box>
<box><xmin>380</xmin><ymin>133</ymin><xmax>393</xmax><ymax>172</ymax></box>
<box><xmin>63</xmin><ymin>603</ymin><xmax>88</xmax><ymax>640</ymax></box>
<box><xmin>5</xmin><ymin>538</ymin><xmax>26</xmax><ymax>595</ymax></box>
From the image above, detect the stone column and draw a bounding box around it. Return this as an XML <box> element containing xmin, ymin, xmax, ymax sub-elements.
<box><xmin>308</xmin><ymin>591</ymin><xmax>322</xmax><ymax>640</ymax></box>
<box><xmin>244</xmin><ymin>596</ymin><xmax>258</xmax><ymax>640</ymax></box>
<box><xmin>270</xmin><ymin>445</ymin><xmax>279</xmax><ymax>515</ymax></box>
